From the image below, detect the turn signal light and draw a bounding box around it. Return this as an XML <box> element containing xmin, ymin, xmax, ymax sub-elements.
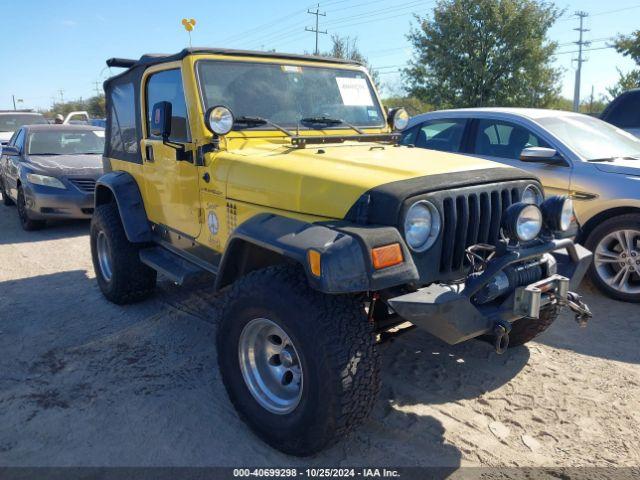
<box><xmin>371</xmin><ymin>243</ymin><xmax>403</xmax><ymax>270</ymax></box>
<box><xmin>307</xmin><ymin>250</ymin><xmax>322</xmax><ymax>277</ymax></box>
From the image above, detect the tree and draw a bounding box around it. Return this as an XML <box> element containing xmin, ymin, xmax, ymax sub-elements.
<box><xmin>324</xmin><ymin>34</ymin><xmax>380</xmax><ymax>87</ymax></box>
<box><xmin>607</xmin><ymin>31</ymin><xmax>640</xmax><ymax>98</ymax></box>
<box><xmin>42</xmin><ymin>94</ymin><xmax>106</xmax><ymax>120</ymax></box>
<box><xmin>404</xmin><ymin>0</ymin><xmax>561</xmax><ymax>109</ymax></box>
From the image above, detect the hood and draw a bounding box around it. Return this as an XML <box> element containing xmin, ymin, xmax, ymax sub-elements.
<box><xmin>626</xmin><ymin>128</ymin><xmax>640</xmax><ymax>139</ymax></box>
<box><xmin>25</xmin><ymin>154</ymin><xmax>104</xmax><ymax>178</ymax></box>
<box><xmin>594</xmin><ymin>157</ymin><xmax>640</xmax><ymax>177</ymax></box>
<box><xmin>222</xmin><ymin>140</ymin><xmax>535</xmax><ymax>219</ymax></box>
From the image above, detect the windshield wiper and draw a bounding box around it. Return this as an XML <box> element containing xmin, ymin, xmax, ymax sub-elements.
<box><xmin>234</xmin><ymin>116</ymin><xmax>293</xmax><ymax>137</ymax></box>
<box><xmin>300</xmin><ymin>116</ymin><xmax>365</xmax><ymax>135</ymax></box>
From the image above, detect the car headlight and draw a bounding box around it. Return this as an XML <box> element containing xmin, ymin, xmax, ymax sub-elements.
<box><xmin>26</xmin><ymin>174</ymin><xmax>66</xmax><ymax>189</ymax></box>
<box><xmin>403</xmin><ymin>200</ymin><xmax>441</xmax><ymax>252</ymax></box>
<box><xmin>541</xmin><ymin>196</ymin><xmax>574</xmax><ymax>232</ymax></box>
<box><xmin>522</xmin><ymin>184</ymin><xmax>544</xmax><ymax>205</ymax></box>
<box><xmin>502</xmin><ymin>203</ymin><xmax>543</xmax><ymax>242</ymax></box>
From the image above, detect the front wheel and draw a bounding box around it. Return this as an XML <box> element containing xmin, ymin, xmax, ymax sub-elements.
<box><xmin>586</xmin><ymin>214</ymin><xmax>640</xmax><ymax>302</ymax></box>
<box><xmin>217</xmin><ymin>265</ymin><xmax>380</xmax><ymax>456</ymax></box>
<box><xmin>17</xmin><ymin>186</ymin><xmax>45</xmax><ymax>230</ymax></box>
<box><xmin>90</xmin><ymin>202</ymin><xmax>157</xmax><ymax>304</ymax></box>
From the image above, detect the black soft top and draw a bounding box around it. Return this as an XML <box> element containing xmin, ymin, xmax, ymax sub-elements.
<box><xmin>106</xmin><ymin>47</ymin><xmax>360</xmax><ymax>71</ymax></box>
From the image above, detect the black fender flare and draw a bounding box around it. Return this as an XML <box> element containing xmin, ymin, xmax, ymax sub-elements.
<box><xmin>215</xmin><ymin>213</ymin><xmax>419</xmax><ymax>294</ymax></box>
<box><xmin>94</xmin><ymin>171</ymin><xmax>152</xmax><ymax>243</ymax></box>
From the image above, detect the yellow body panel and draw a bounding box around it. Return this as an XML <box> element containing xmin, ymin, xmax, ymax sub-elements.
<box><xmin>108</xmin><ymin>54</ymin><xmax>516</xmax><ymax>256</ymax></box>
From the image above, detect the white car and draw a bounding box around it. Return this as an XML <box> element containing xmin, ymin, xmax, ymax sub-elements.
<box><xmin>0</xmin><ymin>111</ymin><xmax>47</xmax><ymax>144</ymax></box>
<box><xmin>403</xmin><ymin>108</ymin><xmax>640</xmax><ymax>302</ymax></box>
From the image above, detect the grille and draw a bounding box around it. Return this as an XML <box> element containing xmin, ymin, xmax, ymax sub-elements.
<box><xmin>439</xmin><ymin>186</ymin><xmax>521</xmax><ymax>273</ymax></box>
<box><xmin>69</xmin><ymin>178</ymin><xmax>96</xmax><ymax>193</ymax></box>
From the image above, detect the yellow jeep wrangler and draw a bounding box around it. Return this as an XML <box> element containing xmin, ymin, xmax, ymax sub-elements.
<box><xmin>92</xmin><ymin>48</ymin><xmax>592</xmax><ymax>455</ymax></box>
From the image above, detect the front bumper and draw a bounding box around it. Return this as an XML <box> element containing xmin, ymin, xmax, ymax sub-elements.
<box><xmin>387</xmin><ymin>239</ymin><xmax>592</xmax><ymax>345</ymax></box>
<box><xmin>23</xmin><ymin>183</ymin><xmax>94</xmax><ymax>220</ymax></box>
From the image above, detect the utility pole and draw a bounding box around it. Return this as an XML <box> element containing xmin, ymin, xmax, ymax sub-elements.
<box><xmin>305</xmin><ymin>3</ymin><xmax>327</xmax><ymax>55</ymax></box>
<box><xmin>572</xmin><ymin>11</ymin><xmax>590</xmax><ymax>112</ymax></box>
<box><xmin>93</xmin><ymin>81</ymin><xmax>102</xmax><ymax>97</ymax></box>
<box><xmin>12</xmin><ymin>95</ymin><xmax>16</xmax><ymax>111</ymax></box>
<box><xmin>58</xmin><ymin>89</ymin><xmax>65</xmax><ymax>103</ymax></box>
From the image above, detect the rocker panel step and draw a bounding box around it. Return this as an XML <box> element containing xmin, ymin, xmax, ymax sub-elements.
<box><xmin>139</xmin><ymin>247</ymin><xmax>213</xmax><ymax>285</ymax></box>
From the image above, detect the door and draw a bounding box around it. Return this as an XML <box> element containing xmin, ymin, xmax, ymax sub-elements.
<box><xmin>4</xmin><ymin>128</ymin><xmax>26</xmax><ymax>200</ymax></box>
<box><xmin>140</xmin><ymin>67</ymin><xmax>201</xmax><ymax>238</ymax></box>
<box><xmin>470</xmin><ymin>118</ymin><xmax>571</xmax><ymax>197</ymax></box>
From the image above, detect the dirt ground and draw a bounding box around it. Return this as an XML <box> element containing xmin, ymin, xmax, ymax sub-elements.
<box><xmin>0</xmin><ymin>200</ymin><xmax>639</xmax><ymax>469</ymax></box>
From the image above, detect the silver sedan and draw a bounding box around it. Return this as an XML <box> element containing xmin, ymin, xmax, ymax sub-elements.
<box><xmin>403</xmin><ymin>108</ymin><xmax>640</xmax><ymax>302</ymax></box>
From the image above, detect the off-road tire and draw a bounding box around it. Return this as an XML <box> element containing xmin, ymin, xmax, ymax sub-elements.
<box><xmin>585</xmin><ymin>213</ymin><xmax>640</xmax><ymax>303</ymax></box>
<box><xmin>17</xmin><ymin>186</ymin><xmax>45</xmax><ymax>230</ymax></box>
<box><xmin>508</xmin><ymin>305</ymin><xmax>559</xmax><ymax>347</ymax></box>
<box><xmin>217</xmin><ymin>265</ymin><xmax>380</xmax><ymax>456</ymax></box>
<box><xmin>90</xmin><ymin>202</ymin><xmax>157</xmax><ymax>304</ymax></box>
<box><xmin>1</xmin><ymin>180</ymin><xmax>14</xmax><ymax>206</ymax></box>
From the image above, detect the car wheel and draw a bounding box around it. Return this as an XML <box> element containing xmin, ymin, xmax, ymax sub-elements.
<box><xmin>90</xmin><ymin>202</ymin><xmax>157</xmax><ymax>304</ymax></box>
<box><xmin>217</xmin><ymin>264</ymin><xmax>380</xmax><ymax>456</ymax></box>
<box><xmin>1</xmin><ymin>180</ymin><xmax>14</xmax><ymax>206</ymax></box>
<box><xmin>586</xmin><ymin>213</ymin><xmax>640</xmax><ymax>303</ymax></box>
<box><xmin>17</xmin><ymin>186</ymin><xmax>45</xmax><ymax>230</ymax></box>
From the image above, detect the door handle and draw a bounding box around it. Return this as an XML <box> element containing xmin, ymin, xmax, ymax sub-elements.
<box><xmin>145</xmin><ymin>144</ymin><xmax>154</xmax><ymax>162</ymax></box>
<box><xmin>202</xmin><ymin>172</ymin><xmax>210</xmax><ymax>183</ymax></box>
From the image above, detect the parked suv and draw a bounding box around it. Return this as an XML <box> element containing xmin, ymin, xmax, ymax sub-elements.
<box><xmin>601</xmin><ymin>89</ymin><xmax>640</xmax><ymax>138</ymax></box>
<box><xmin>92</xmin><ymin>49</ymin><xmax>592</xmax><ymax>455</ymax></box>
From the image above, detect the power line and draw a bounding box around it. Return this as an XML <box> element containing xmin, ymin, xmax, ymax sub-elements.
<box><xmin>572</xmin><ymin>11</ymin><xmax>589</xmax><ymax>112</ymax></box>
<box><xmin>305</xmin><ymin>3</ymin><xmax>327</xmax><ymax>55</ymax></box>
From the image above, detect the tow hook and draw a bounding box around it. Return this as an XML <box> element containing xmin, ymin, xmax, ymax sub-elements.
<box><xmin>564</xmin><ymin>291</ymin><xmax>592</xmax><ymax>327</ymax></box>
<box><xmin>493</xmin><ymin>319</ymin><xmax>512</xmax><ymax>354</ymax></box>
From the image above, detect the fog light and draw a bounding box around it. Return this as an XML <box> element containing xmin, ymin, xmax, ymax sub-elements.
<box><xmin>502</xmin><ymin>203</ymin><xmax>543</xmax><ymax>243</ymax></box>
<box><xmin>541</xmin><ymin>196</ymin><xmax>574</xmax><ymax>232</ymax></box>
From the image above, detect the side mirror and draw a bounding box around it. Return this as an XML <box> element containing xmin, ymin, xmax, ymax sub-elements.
<box><xmin>150</xmin><ymin>101</ymin><xmax>172</xmax><ymax>139</ymax></box>
<box><xmin>520</xmin><ymin>147</ymin><xmax>566</xmax><ymax>165</ymax></box>
<box><xmin>1</xmin><ymin>145</ymin><xmax>20</xmax><ymax>156</ymax></box>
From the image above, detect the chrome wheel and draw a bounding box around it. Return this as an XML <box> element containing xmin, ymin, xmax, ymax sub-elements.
<box><xmin>594</xmin><ymin>229</ymin><xmax>640</xmax><ymax>295</ymax></box>
<box><xmin>96</xmin><ymin>231</ymin><xmax>114</xmax><ymax>282</ymax></box>
<box><xmin>238</xmin><ymin>318</ymin><xmax>303</xmax><ymax>415</ymax></box>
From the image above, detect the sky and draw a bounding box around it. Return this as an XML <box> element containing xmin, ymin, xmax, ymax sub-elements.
<box><xmin>1</xmin><ymin>0</ymin><xmax>638</xmax><ymax>111</ymax></box>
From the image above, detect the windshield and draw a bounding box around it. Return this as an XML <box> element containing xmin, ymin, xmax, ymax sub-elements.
<box><xmin>0</xmin><ymin>114</ymin><xmax>47</xmax><ymax>132</ymax></box>
<box><xmin>196</xmin><ymin>60</ymin><xmax>384</xmax><ymax>129</ymax></box>
<box><xmin>27</xmin><ymin>129</ymin><xmax>105</xmax><ymax>155</ymax></box>
<box><xmin>537</xmin><ymin>114</ymin><xmax>640</xmax><ymax>161</ymax></box>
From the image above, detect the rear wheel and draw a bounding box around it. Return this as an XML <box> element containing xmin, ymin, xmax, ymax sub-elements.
<box><xmin>90</xmin><ymin>202</ymin><xmax>157</xmax><ymax>304</ymax></box>
<box><xmin>17</xmin><ymin>186</ymin><xmax>45</xmax><ymax>230</ymax></box>
<box><xmin>586</xmin><ymin>214</ymin><xmax>640</xmax><ymax>303</ymax></box>
<box><xmin>217</xmin><ymin>265</ymin><xmax>380</xmax><ymax>456</ymax></box>
<box><xmin>1</xmin><ymin>179</ymin><xmax>14</xmax><ymax>206</ymax></box>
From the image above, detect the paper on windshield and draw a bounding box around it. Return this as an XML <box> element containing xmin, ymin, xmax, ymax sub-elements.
<box><xmin>336</xmin><ymin>77</ymin><xmax>374</xmax><ymax>106</ymax></box>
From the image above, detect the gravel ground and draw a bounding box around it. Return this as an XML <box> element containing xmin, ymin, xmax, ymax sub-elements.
<box><xmin>0</xmin><ymin>200</ymin><xmax>639</xmax><ymax>469</ymax></box>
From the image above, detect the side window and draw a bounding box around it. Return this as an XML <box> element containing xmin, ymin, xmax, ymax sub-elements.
<box><xmin>413</xmin><ymin>119</ymin><xmax>467</xmax><ymax>152</ymax></box>
<box><xmin>605</xmin><ymin>92</ymin><xmax>640</xmax><ymax>128</ymax></box>
<box><xmin>146</xmin><ymin>69</ymin><xmax>190</xmax><ymax>142</ymax></box>
<box><xmin>108</xmin><ymin>81</ymin><xmax>138</xmax><ymax>160</ymax></box>
<box><xmin>13</xmin><ymin>129</ymin><xmax>25</xmax><ymax>152</ymax></box>
<box><xmin>475</xmin><ymin>119</ymin><xmax>547</xmax><ymax>160</ymax></box>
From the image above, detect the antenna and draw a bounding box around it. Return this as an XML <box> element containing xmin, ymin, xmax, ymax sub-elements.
<box><xmin>305</xmin><ymin>3</ymin><xmax>327</xmax><ymax>55</ymax></box>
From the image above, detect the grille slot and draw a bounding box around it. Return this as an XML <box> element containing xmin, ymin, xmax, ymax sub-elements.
<box><xmin>69</xmin><ymin>178</ymin><xmax>96</xmax><ymax>193</ymax></box>
<box><xmin>439</xmin><ymin>186</ymin><xmax>522</xmax><ymax>273</ymax></box>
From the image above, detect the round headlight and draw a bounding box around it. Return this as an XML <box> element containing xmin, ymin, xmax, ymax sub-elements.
<box><xmin>388</xmin><ymin>107</ymin><xmax>409</xmax><ymax>131</ymax></box>
<box><xmin>541</xmin><ymin>196</ymin><xmax>574</xmax><ymax>232</ymax></box>
<box><xmin>502</xmin><ymin>203</ymin><xmax>543</xmax><ymax>242</ymax></box>
<box><xmin>403</xmin><ymin>201</ymin><xmax>441</xmax><ymax>252</ymax></box>
<box><xmin>205</xmin><ymin>105</ymin><xmax>234</xmax><ymax>135</ymax></box>
<box><xmin>522</xmin><ymin>184</ymin><xmax>544</xmax><ymax>205</ymax></box>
